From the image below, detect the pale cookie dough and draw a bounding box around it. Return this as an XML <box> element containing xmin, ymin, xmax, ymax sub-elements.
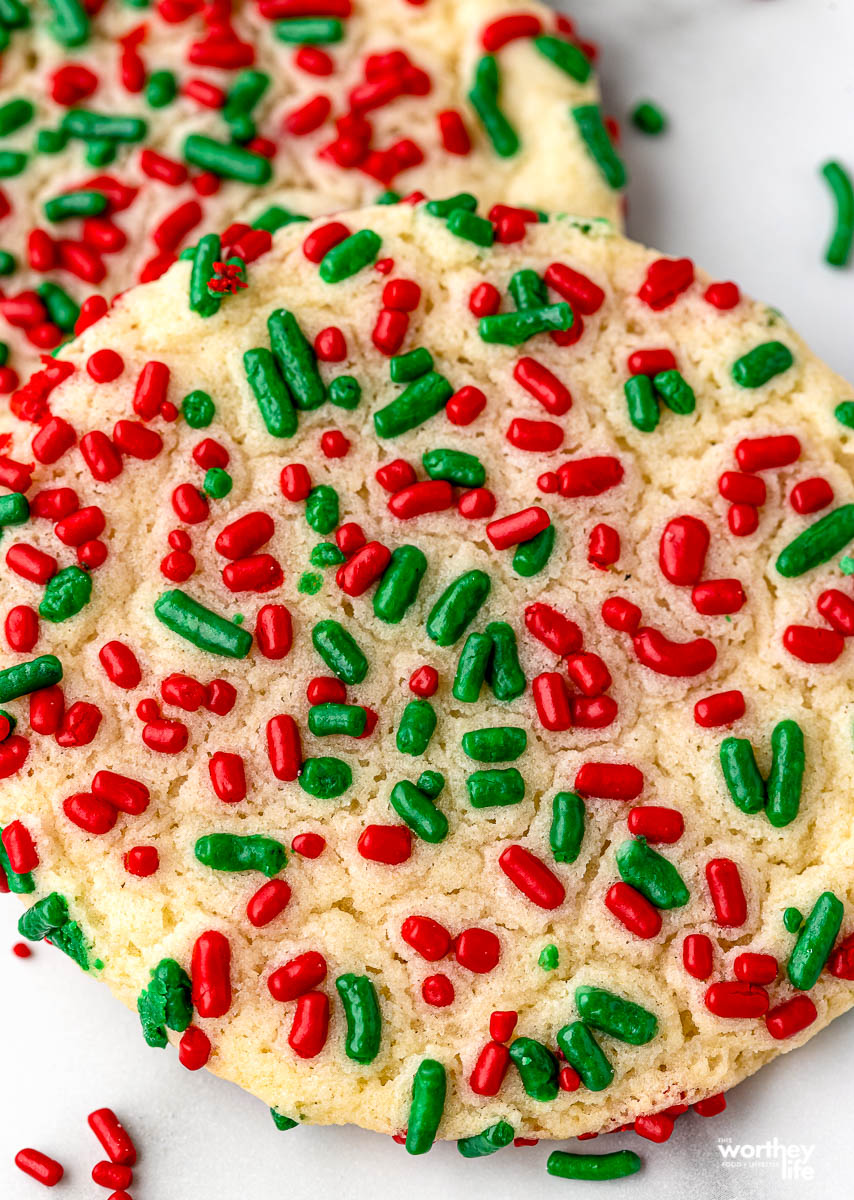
<box><xmin>0</xmin><ymin>0</ymin><xmax>623</xmax><ymax>382</ymax></box>
<box><xmin>1</xmin><ymin>203</ymin><xmax>853</xmax><ymax>1150</ymax></box>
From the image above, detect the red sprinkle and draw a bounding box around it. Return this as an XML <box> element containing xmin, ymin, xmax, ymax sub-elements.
<box><xmin>682</xmin><ymin>933</ymin><xmax>714</xmax><ymax>980</ymax></box>
<box><xmin>498</xmin><ymin>844</ymin><xmax>565</xmax><ymax>909</ymax></box>
<box><xmin>693</xmin><ymin>690</ymin><xmax>746</xmax><ymax>728</ymax></box>
<box><xmin>706</xmin><ymin>858</ymin><xmax>747</xmax><ymax>927</ymax></box>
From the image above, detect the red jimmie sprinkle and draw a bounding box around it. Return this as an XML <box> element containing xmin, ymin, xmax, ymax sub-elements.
<box><xmin>498</xmin><ymin>844</ymin><xmax>565</xmax><ymax>909</ymax></box>
<box><xmin>627</xmin><ymin>348</ymin><xmax>676</xmax><ymax>376</ymax></box>
<box><xmin>513</xmin><ymin>358</ymin><xmax>572</xmax><ymax>415</ymax></box>
<box><xmin>735</xmin><ymin>435</ymin><xmax>801</xmax><ymax>472</ymax></box>
<box><xmin>455</xmin><ymin>927</ymin><xmax>500</xmax><ymax>973</ymax></box>
<box><xmin>705</xmin><ymin>858</ymin><xmax>747</xmax><ymax>927</ymax></box>
<box><xmin>692</xmin><ymin>578</ymin><xmax>746</xmax><ymax>616</ymax></box>
<box><xmin>525</xmin><ymin>602</ymin><xmax>582</xmax><ymax>655</ymax></box>
<box><xmin>605</xmin><ymin>882</ymin><xmax>661</xmax><ymax>938</ymax></box>
<box><xmin>401</xmin><ymin>915</ymin><xmax>452</xmax><ymax>961</ymax></box>
<box><xmin>486</xmin><ymin>506</ymin><xmax>550</xmax><ymax>550</ymax></box>
<box><xmin>733</xmin><ymin>952</ymin><xmax>778</xmax><ymax>985</ymax></box>
<box><xmin>704</xmin><ymin>982</ymin><xmax>768</xmax><ymax>1019</ymax></box>
<box><xmin>288</xmin><ymin>991</ymin><xmax>329</xmax><ymax>1058</ymax></box>
<box><xmin>192</xmin><ymin>930</ymin><xmax>232</xmax><ymax>1018</ymax></box>
<box><xmin>633</xmin><ymin>627</ymin><xmax>717</xmax><ymax>677</ymax></box>
<box><xmin>682</xmin><ymin>933</ymin><xmax>714</xmax><ymax>980</ymax></box>
<box><xmin>14</xmin><ymin>1149</ymin><xmax>64</xmax><ymax>1187</ymax></box>
<box><xmin>637</xmin><ymin>257</ymin><xmax>695</xmax><ymax>310</ymax></box>
<box><xmin>817</xmin><ymin>589</ymin><xmax>854</xmax><ymax>636</ymax></box>
<box><xmin>694</xmin><ymin>690</ymin><xmax>746</xmax><ymax>728</ymax></box>
<box><xmin>558</xmin><ymin>456</ymin><xmax>623</xmax><ymax>497</ymax></box>
<box><xmin>532</xmin><ymin>672</ymin><xmax>572</xmax><ymax>731</ymax></box>
<box><xmin>247</xmin><ymin>878</ymin><xmax>292</xmax><ymax>927</ymax></box>
<box><xmin>506</xmin><ymin>418</ymin><xmax>563</xmax><ymax>452</ymax></box>
<box><xmin>268</xmin><ymin>951</ymin><xmax>327</xmax><ymax>1001</ymax></box>
<box><xmin>575</xmin><ymin>762</ymin><xmax>643</xmax><ymax>800</ymax></box>
<box><xmin>88</xmin><ymin>1109</ymin><xmax>137</xmax><ymax>1166</ymax></box>
<box><xmin>765</xmin><ymin>994</ymin><xmax>817</xmax><ymax>1040</ymax></box>
<box><xmin>481</xmin><ymin>13</ymin><xmax>542</xmax><ymax>51</ymax></box>
<box><xmin>659</xmin><ymin>515</ymin><xmax>710</xmax><ymax>585</ymax></box>
<box><xmin>470</xmin><ymin>1041</ymin><xmax>510</xmax><ymax>1095</ymax></box>
<box><xmin>627</xmin><ymin>806</ymin><xmax>684</xmax><ymax>844</ymax></box>
<box><xmin>544</xmin><ymin>262</ymin><xmax>605</xmax><ymax>314</ymax></box>
<box><xmin>178</xmin><ymin>1025</ymin><xmax>212</xmax><ymax>1070</ymax></box>
<box><xmin>266</xmin><ymin>714</ymin><xmax>302</xmax><ymax>781</ymax></box>
<box><xmin>783</xmin><ymin>625</ymin><xmax>844</xmax><ymax>664</ymax></box>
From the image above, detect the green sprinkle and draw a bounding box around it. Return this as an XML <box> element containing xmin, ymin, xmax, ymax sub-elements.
<box><xmin>0</xmin><ymin>655</ymin><xmax>62</xmax><ymax>703</ymax></box>
<box><xmin>550</xmin><ymin>792</ymin><xmax>585</xmax><ymax>863</ymax></box>
<box><xmin>539</xmin><ymin>944</ymin><xmax>559</xmax><ymax>970</ymax></box>
<box><xmin>329</xmin><ymin>375</ymin><xmax>361</xmax><ymax>409</ymax></box>
<box><xmin>783</xmin><ymin>906</ymin><xmax>804</xmax><ymax>933</ymax></box>
<box><xmin>457</xmin><ymin>1121</ymin><xmax>514</xmax><ymax>1158</ymax></box>
<box><xmin>271</xmin><ymin>1110</ymin><xmax>298</xmax><ymax>1132</ymax></box>
<box><xmin>274</xmin><ymin>16</ymin><xmax>343</xmax><ymax>43</ymax></box>
<box><xmin>308</xmin><ymin>703</ymin><xmax>367</xmax><ymax>738</ymax></box>
<box><xmin>573</xmin><ymin>104</ymin><xmax>627</xmax><ymax>189</ymax></box>
<box><xmin>62</xmin><ymin>109</ymin><xmax>147</xmax><ymax>142</ymax></box>
<box><xmin>40</xmin><ymin>566</ymin><xmax>91</xmax><ymax>622</ymax></box>
<box><xmin>36</xmin><ymin>129</ymin><xmax>70</xmax><ymax>154</ymax></box>
<box><xmin>616</xmin><ymin>837</ymin><xmax>689</xmax><ymax>908</ymax></box>
<box><xmin>0</xmin><ymin>824</ymin><xmax>33</xmax><ymax>893</ymax></box>
<box><xmin>319</xmin><ymin>229</ymin><xmax>381</xmax><ymax>282</ymax></box>
<box><xmin>422</xmin><ymin>448</ymin><xmax>485</xmax><ymax>488</ymax></box>
<box><xmin>485</xmin><ymin>621</ymin><xmax>525</xmax><ymax>701</ymax></box>
<box><xmin>252</xmin><ymin>205</ymin><xmax>308</xmax><ymax>233</ymax></box>
<box><xmin>624</xmin><ymin>374</ymin><xmax>659</xmax><ymax>432</ymax></box>
<box><xmin>376</xmin><ymin>190</ymin><xmax>401</xmax><ymax>205</ymax></box>
<box><xmin>469</xmin><ymin>55</ymin><xmax>519</xmax><ymax>158</ymax></box>
<box><xmin>534</xmin><ymin>35</ymin><xmax>591</xmax><ymax>82</ymax></box>
<box><xmin>195</xmin><ymin>832</ymin><xmax>286</xmax><ymax>877</ymax></box>
<box><xmin>390</xmin><ymin>348</ymin><xmax>433</xmax><ymax>384</ymax></box>
<box><xmin>203</xmin><ymin>467</ymin><xmax>232</xmax><ymax>498</ymax></box>
<box><xmin>390</xmin><ymin>779</ymin><xmax>448</xmax><ymax>843</ymax></box>
<box><xmin>841</xmin><ymin>555</ymin><xmax>854</xmax><ymax>575</ymax></box>
<box><xmin>777</xmin><ymin>504</ymin><xmax>854</xmax><ymax>576</ymax></box>
<box><xmin>146</xmin><ymin>69</ymin><xmax>177</xmax><ymax>109</ymax></box>
<box><xmin>446</xmin><ymin>209</ymin><xmax>494</xmax><ymax>246</ymax></box>
<box><xmin>189</xmin><ymin>233</ymin><xmax>222</xmax><ymax>319</ymax></box>
<box><xmin>335</xmin><ymin>974</ymin><xmax>382</xmax><ymax>1063</ymax></box>
<box><xmin>821</xmin><ymin>160</ymin><xmax>854</xmax><ymax>267</ymax></box>
<box><xmin>85</xmin><ymin>138</ymin><xmax>116</xmax><ymax>167</ymax></box>
<box><xmin>512</xmin><ymin>524</ymin><xmax>555</xmax><ymax>577</ymax></box>
<box><xmin>0</xmin><ymin>0</ymin><xmax>29</xmax><ymax>28</ymax></box>
<box><xmin>183</xmin><ymin>133</ymin><xmax>272</xmax><ymax>184</ymax></box>
<box><xmin>467</xmin><ymin>767</ymin><xmax>525</xmax><ymax>808</ymax></box>
<box><xmin>18</xmin><ymin>892</ymin><xmax>68</xmax><ymax>942</ymax></box>
<box><xmin>508</xmin><ymin>1037</ymin><xmax>559</xmax><ymax>1101</ymax></box>
<box><xmin>0</xmin><ymin>97</ymin><xmax>34</xmax><ymax>136</ymax></box>
<box><xmin>406</xmin><ymin>1060</ymin><xmax>446</xmax><ymax>1155</ymax></box>
<box><xmin>427</xmin><ymin>570</ymin><xmax>491</xmax><ymax>646</ymax></box>
<box><xmin>312</xmin><ymin>619</ymin><xmax>368</xmax><ymax>683</ymax></box>
<box><xmin>373</xmin><ymin>545</ymin><xmax>426</xmax><ymax>624</ymax></box>
<box><xmin>461</xmin><ymin>726</ymin><xmax>527</xmax><ymax>762</ymax></box>
<box><xmin>299</xmin><ymin>756</ymin><xmax>352</xmax><ymax>799</ymax></box>
<box><xmin>36</xmin><ymin>282</ymin><xmax>78</xmax><ymax>332</ymax></box>
<box><xmin>0</xmin><ymin>149</ymin><xmax>27</xmax><ymax>176</ymax></box>
<box><xmin>243</xmin><ymin>347</ymin><xmax>297</xmax><ymax>438</ymax></box>
<box><xmin>268</xmin><ymin>309</ymin><xmax>326</xmax><ymax>410</ymax></box>
<box><xmin>416</xmin><ymin>770</ymin><xmax>444</xmax><ymax>799</ymax></box>
<box><xmin>374</xmin><ymin>372</ymin><xmax>453</xmax><ymax>438</ymax></box>
<box><xmin>835</xmin><ymin>401</ymin><xmax>854</xmax><ymax>430</ymax></box>
<box><xmin>298</xmin><ymin>571</ymin><xmax>322</xmax><ymax>594</ymax></box>
<box><xmin>547</xmin><ymin>1150</ymin><xmax>641</xmax><ymax>1182</ymax></box>
<box><xmin>556</xmin><ymin>1021</ymin><xmax>613</xmax><ymax>1091</ymax></box>
<box><xmin>575</xmin><ymin>986</ymin><xmax>658</xmax><ymax>1045</ymax></box>
<box><xmin>632</xmin><ymin>101</ymin><xmax>667</xmax><ymax>135</ymax></box>
<box><xmin>719</xmin><ymin>737</ymin><xmax>766</xmax><ymax>815</ymax></box>
<box><xmin>310</xmin><ymin>543</ymin><xmax>346</xmax><ymax>567</ymax></box>
<box><xmin>508</xmin><ymin>269</ymin><xmax>547</xmax><ymax>310</ymax></box>
<box><xmin>46</xmin><ymin>0</ymin><xmax>90</xmax><ymax>46</ymax></box>
<box><xmin>0</xmin><ymin>491</ymin><xmax>28</xmax><ymax>526</ymax></box>
<box><xmin>479</xmin><ymin>304</ymin><xmax>572</xmax><ymax>345</ymax></box>
<box><xmin>425</xmin><ymin>194</ymin><xmax>478</xmax><ymax>219</ymax></box>
<box><xmin>137</xmin><ymin>958</ymin><xmax>192</xmax><ymax>1047</ymax></box>
<box><xmin>154</xmin><ymin>589</ymin><xmax>253</xmax><ymax>657</ymax></box>
<box><xmin>732</xmin><ymin>341</ymin><xmax>794</xmax><ymax>388</ymax></box>
<box><xmin>305</xmin><ymin>485</ymin><xmax>339</xmax><ymax>535</ymax></box>
<box><xmin>224</xmin><ymin>70</ymin><xmax>269</xmax><ymax>123</ymax></box>
<box><xmin>766</xmin><ymin>719</ymin><xmax>805</xmax><ymax>828</ymax></box>
<box><xmin>452</xmin><ymin>632</ymin><xmax>492</xmax><ymax>702</ymax></box>
<box><xmin>182</xmin><ymin>389</ymin><xmax>215</xmax><ymax>428</ymax></box>
<box><xmin>787</xmin><ymin>891</ymin><xmax>843</xmax><ymax>990</ymax></box>
<box><xmin>654</xmin><ymin>368</ymin><xmax>695</xmax><ymax>414</ymax></box>
<box><xmin>396</xmin><ymin>700</ymin><xmax>437</xmax><ymax>755</ymax></box>
<box><xmin>0</xmin><ymin>253</ymin><xmax>14</xmax><ymax>277</ymax></box>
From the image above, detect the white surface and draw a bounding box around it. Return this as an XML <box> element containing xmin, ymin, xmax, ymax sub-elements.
<box><xmin>3</xmin><ymin>1</ymin><xmax>854</xmax><ymax>1196</ymax></box>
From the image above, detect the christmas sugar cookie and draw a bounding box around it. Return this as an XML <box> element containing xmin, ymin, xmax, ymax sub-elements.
<box><xmin>0</xmin><ymin>0</ymin><xmax>622</xmax><ymax>386</ymax></box>
<box><xmin>2</xmin><ymin>200</ymin><xmax>854</xmax><ymax>1155</ymax></box>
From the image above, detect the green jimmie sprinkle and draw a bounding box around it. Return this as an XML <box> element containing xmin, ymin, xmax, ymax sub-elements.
<box><xmin>189</xmin><ymin>234</ymin><xmax>221</xmax><ymax>319</ymax></box>
<box><xmin>485</xmin><ymin>621</ymin><xmax>525</xmax><ymax>700</ymax></box>
<box><xmin>615</xmin><ymin>837</ymin><xmax>689</xmax><ymax>908</ymax></box>
<box><xmin>305</xmin><ymin>486</ymin><xmax>339</xmax><ymax>535</ymax></box>
<box><xmin>427</xmin><ymin>570</ymin><xmax>491</xmax><ymax>646</ymax></box>
<box><xmin>137</xmin><ymin>958</ymin><xmax>193</xmax><ymax>1048</ymax></box>
<box><xmin>271</xmin><ymin>1110</ymin><xmax>298</xmax><ymax>1132</ymax></box>
<box><xmin>46</xmin><ymin>0</ymin><xmax>89</xmax><ymax>46</ymax></box>
<box><xmin>335</xmin><ymin>974</ymin><xmax>382</xmax><ymax>1064</ymax></box>
<box><xmin>468</xmin><ymin>55</ymin><xmax>519</xmax><ymax>158</ymax></box>
<box><xmin>268</xmin><ymin>310</ymin><xmax>326</xmax><ymax>410</ymax></box>
<box><xmin>308</xmin><ymin>703</ymin><xmax>367</xmax><ymax>737</ymax></box>
<box><xmin>396</xmin><ymin>700</ymin><xmax>437</xmax><ymax>756</ymax></box>
<box><xmin>406</xmin><ymin>1059</ymin><xmax>446</xmax><ymax>1155</ymax></box>
<box><xmin>0</xmin><ymin>826</ymin><xmax>34</xmax><ymax>893</ymax></box>
<box><xmin>572</xmin><ymin>103</ymin><xmax>628</xmax><ymax>189</ymax></box>
<box><xmin>40</xmin><ymin>566</ymin><xmax>91</xmax><ymax>622</ymax></box>
<box><xmin>575</xmin><ymin>986</ymin><xmax>658</xmax><ymax>1045</ymax></box>
<box><xmin>299</xmin><ymin>757</ymin><xmax>352</xmax><ymax>799</ymax></box>
<box><xmin>467</xmin><ymin>768</ymin><xmax>525</xmax><ymax>808</ymax></box>
<box><xmin>422</xmin><ymin>448</ymin><xmax>485</xmax><ymax>489</ymax></box>
<box><xmin>274</xmin><ymin>16</ymin><xmax>343</xmax><ymax>43</ymax></box>
<box><xmin>452</xmin><ymin>632</ymin><xmax>493</xmax><ymax>702</ymax></box>
<box><xmin>479</xmin><ymin>304</ymin><xmax>572</xmax><ymax>345</ymax></box>
<box><xmin>508</xmin><ymin>268</ymin><xmax>547</xmax><ymax>310</ymax></box>
<box><xmin>374</xmin><ymin>372</ymin><xmax>453</xmax><ymax>438</ymax></box>
<box><xmin>461</xmin><ymin>726</ymin><xmax>527</xmax><ymax>762</ymax></box>
<box><xmin>44</xmin><ymin>189</ymin><xmax>107</xmax><ymax>222</ymax></box>
<box><xmin>319</xmin><ymin>229</ymin><xmax>381</xmax><ymax>282</ymax></box>
<box><xmin>0</xmin><ymin>655</ymin><xmax>62</xmax><ymax>703</ymax></box>
<box><xmin>787</xmin><ymin>891</ymin><xmax>843</xmax><ymax>990</ymax></box>
<box><xmin>155</xmin><ymin>590</ymin><xmax>253</xmax><ymax>657</ymax></box>
<box><xmin>183</xmin><ymin>133</ymin><xmax>272</xmax><ymax>184</ymax></box>
<box><xmin>766</xmin><ymin>720</ymin><xmax>805</xmax><ymax>828</ymax></box>
<box><xmin>719</xmin><ymin>737</ymin><xmax>766</xmax><ymax>815</ymax></box>
<box><xmin>457</xmin><ymin>1121</ymin><xmax>514</xmax><ymax>1158</ymax></box>
<box><xmin>391</xmin><ymin>349</ymin><xmax>433</xmax><ymax>384</ymax></box>
<box><xmin>550</xmin><ymin>791</ymin><xmax>585</xmax><ymax>863</ymax></box>
<box><xmin>195</xmin><ymin>833</ymin><xmax>287</xmax><ymax>877</ymax></box>
<box><xmin>821</xmin><ymin>160</ymin><xmax>854</xmax><ymax>267</ymax></box>
<box><xmin>547</xmin><ymin>1150</ymin><xmax>641</xmax><ymax>1182</ymax></box>
<box><xmin>535</xmin><ymin>35</ymin><xmax>591</xmax><ymax>82</ymax></box>
<box><xmin>62</xmin><ymin>109</ymin><xmax>147</xmax><ymax>142</ymax></box>
<box><xmin>390</xmin><ymin>779</ymin><xmax>448</xmax><ymax>843</ymax></box>
<box><xmin>244</xmin><ymin>348</ymin><xmax>297</xmax><ymax>437</ymax></box>
<box><xmin>508</xmin><ymin>1037</ymin><xmax>559</xmax><ymax>1101</ymax></box>
<box><xmin>373</xmin><ymin>545</ymin><xmax>427</xmax><ymax>624</ymax></box>
<box><xmin>556</xmin><ymin>1021</ymin><xmax>613</xmax><ymax>1091</ymax></box>
<box><xmin>312</xmin><ymin>619</ymin><xmax>368</xmax><ymax>684</ymax></box>
<box><xmin>732</xmin><ymin>341</ymin><xmax>794</xmax><ymax>388</ymax></box>
<box><xmin>776</xmin><ymin>504</ymin><xmax>854</xmax><ymax>577</ymax></box>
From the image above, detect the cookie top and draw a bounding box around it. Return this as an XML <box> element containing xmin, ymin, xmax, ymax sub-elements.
<box><xmin>1</xmin><ymin>200</ymin><xmax>854</xmax><ymax>1149</ymax></box>
<box><xmin>0</xmin><ymin>0</ymin><xmax>623</xmax><ymax>383</ymax></box>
